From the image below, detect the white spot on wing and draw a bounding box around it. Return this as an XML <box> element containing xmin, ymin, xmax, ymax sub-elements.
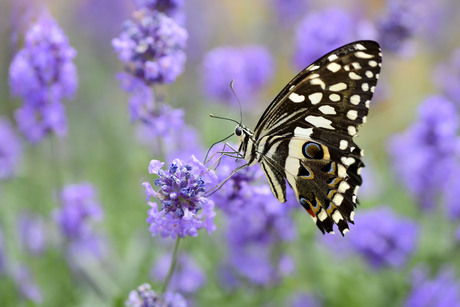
<box><xmin>348</xmin><ymin>126</ymin><xmax>357</xmax><ymax>136</ymax></box>
<box><xmin>338</xmin><ymin>164</ymin><xmax>346</xmax><ymax>178</ymax></box>
<box><xmin>349</xmin><ymin>72</ymin><xmax>362</xmax><ymax>80</ymax></box>
<box><xmin>318</xmin><ymin>105</ymin><xmax>336</xmax><ymax>115</ymax></box>
<box><xmin>365</xmin><ymin>71</ymin><xmax>373</xmax><ymax>78</ymax></box>
<box><xmin>339</xmin><ymin>140</ymin><xmax>348</xmax><ymax>150</ymax></box>
<box><xmin>350</xmin><ymin>95</ymin><xmax>360</xmax><ymax>105</ymax></box>
<box><xmin>350</xmin><ymin>211</ymin><xmax>355</xmax><ymax>222</ymax></box>
<box><xmin>310</xmin><ymin>78</ymin><xmax>326</xmax><ymax>90</ymax></box>
<box><xmin>318</xmin><ymin>209</ymin><xmax>327</xmax><ymax>221</ymax></box>
<box><xmin>355</xmin><ymin>44</ymin><xmax>366</xmax><ymax>50</ymax></box>
<box><xmin>341</xmin><ymin>157</ymin><xmax>356</xmax><ymax>166</ymax></box>
<box><xmin>289</xmin><ymin>92</ymin><xmax>305</xmax><ymax>103</ymax></box>
<box><xmin>307</xmin><ymin>64</ymin><xmax>320</xmax><ymax>71</ymax></box>
<box><xmin>294</xmin><ymin>127</ymin><xmax>313</xmax><ymax>138</ymax></box>
<box><xmin>305</xmin><ymin>116</ymin><xmax>334</xmax><ymax>129</ymax></box>
<box><xmin>362</xmin><ymin>83</ymin><xmax>369</xmax><ymax>91</ymax></box>
<box><xmin>355</xmin><ymin>51</ymin><xmax>374</xmax><ymax>59</ymax></box>
<box><xmin>308</xmin><ymin>92</ymin><xmax>323</xmax><ymax>105</ymax></box>
<box><xmin>338</xmin><ymin>181</ymin><xmax>350</xmax><ymax>193</ymax></box>
<box><xmin>332</xmin><ymin>210</ymin><xmax>343</xmax><ymax>223</ymax></box>
<box><xmin>347</xmin><ymin>110</ymin><xmax>358</xmax><ymax>120</ymax></box>
<box><xmin>327</xmin><ymin>62</ymin><xmax>341</xmax><ymax>73</ymax></box>
<box><xmin>332</xmin><ymin>194</ymin><xmax>344</xmax><ymax>207</ymax></box>
<box><xmin>369</xmin><ymin>60</ymin><xmax>377</xmax><ymax>67</ymax></box>
<box><xmin>328</xmin><ymin>54</ymin><xmax>339</xmax><ymax>61</ymax></box>
<box><xmin>329</xmin><ymin>82</ymin><xmax>347</xmax><ymax>92</ymax></box>
<box><xmin>329</xmin><ymin>94</ymin><xmax>340</xmax><ymax>102</ymax></box>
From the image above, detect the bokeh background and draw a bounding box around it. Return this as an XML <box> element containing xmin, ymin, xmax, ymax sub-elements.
<box><xmin>1</xmin><ymin>0</ymin><xmax>460</xmax><ymax>306</ymax></box>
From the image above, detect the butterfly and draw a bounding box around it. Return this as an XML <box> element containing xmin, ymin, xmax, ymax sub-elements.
<box><xmin>233</xmin><ymin>41</ymin><xmax>382</xmax><ymax>235</ymax></box>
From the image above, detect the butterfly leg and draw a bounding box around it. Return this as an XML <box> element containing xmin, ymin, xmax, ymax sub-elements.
<box><xmin>205</xmin><ymin>162</ymin><xmax>249</xmax><ymax>197</ymax></box>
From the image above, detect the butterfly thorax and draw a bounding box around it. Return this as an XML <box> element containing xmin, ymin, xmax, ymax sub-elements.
<box><xmin>235</xmin><ymin>124</ymin><xmax>259</xmax><ymax>166</ymax></box>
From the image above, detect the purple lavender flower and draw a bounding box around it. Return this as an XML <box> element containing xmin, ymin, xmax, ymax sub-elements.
<box><xmin>201</xmin><ymin>46</ymin><xmax>274</xmax><ymax>105</ymax></box>
<box><xmin>112</xmin><ymin>9</ymin><xmax>187</xmax><ymax>86</ymax></box>
<box><xmin>446</xmin><ymin>172</ymin><xmax>460</xmax><ymax>220</ymax></box>
<box><xmin>388</xmin><ymin>95</ymin><xmax>459</xmax><ymax>209</ymax></box>
<box><xmin>287</xmin><ymin>291</ymin><xmax>322</xmax><ymax>307</ymax></box>
<box><xmin>143</xmin><ymin>156</ymin><xmax>217</xmax><ymax>238</ymax></box>
<box><xmin>9</xmin><ymin>11</ymin><xmax>77</xmax><ymax>143</ymax></box>
<box><xmin>434</xmin><ymin>48</ymin><xmax>460</xmax><ymax>106</ymax></box>
<box><xmin>376</xmin><ymin>0</ymin><xmax>418</xmax><ymax>54</ymax></box>
<box><xmin>211</xmin><ymin>154</ymin><xmax>297</xmax><ymax>285</ymax></box>
<box><xmin>0</xmin><ymin>118</ymin><xmax>21</xmax><ymax>180</ymax></box>
<box><xmin>53</xmin><ymin>182</ymin><xmax>106</xmax><ymax>260</ymax></box>
<box><xmin>405</xmin><ymin>267</ymin><xmax>460</xmax><ymax>307</ymax></box>
<box><xmin>294</xmin><ymin>8</ymin><xmax>369</xmax><ymax>69</ymax></box>
<box><xmin>18</xmin><ymin>212</ymin><xmax>47</xmax><ymax>256</ymax></box>
<box><xmin>270</xmin><ymin>0</ymin><xmax>309</xmax><ymax>26</ymax></box>
<box><xmin>134</xmin><ymin>0</ymin><xmax>185</xmax><ymax>24</ymax></box>
<box><xmin>12</xmin><ymin>265</ymin><xmax>43</xmax><ymax>304</ymax></box>
<box><xmin>117</xmin><ymin>73</ymin><xmax>156</xmax><ymax>122</ymax></box>
<box><xmin>151</xmin><ymin>253</ymin><xmax>206</xmax><ymax>294</ymax></box>
<box><xmin>126</xmin><ymin>283</ymin><xmax>187</xmax><ymax>307</ymax></box>
<box><xmin>321</xmin><ymin>206</ymin><xmax>418</xmax><ymax>269</ymax></box>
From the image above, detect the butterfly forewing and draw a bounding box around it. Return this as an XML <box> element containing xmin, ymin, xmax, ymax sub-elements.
<box><xmin>252</xmin><ymin>41</ymin><xmax>382</xmax><ymax>235</ymax></box>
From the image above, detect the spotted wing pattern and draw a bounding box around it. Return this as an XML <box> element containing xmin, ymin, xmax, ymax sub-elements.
<box><xmin>253</xmin><ymin>41</ymin><xmax>382</xmax><ymax>235</ymax></box>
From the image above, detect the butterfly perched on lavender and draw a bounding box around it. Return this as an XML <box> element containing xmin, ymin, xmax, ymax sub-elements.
<box><xmin>231</xmin><ymin>41</ymin><xmax>382</xmax><ymax>235</ymax></box>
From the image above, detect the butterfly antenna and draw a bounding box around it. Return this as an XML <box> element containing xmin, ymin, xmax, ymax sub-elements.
<box><xmin>204</xmin><ymin>132</ymin><xmax>235</xmax><ymax>164</ymax></box>
<box><xmin>209</xmin><ymin>114</ymin><xmax>240</xmax><ymax>125</ymax></box>
<box><xmin>230</xmin><ymin>80</ymin><xmax>243</xmax><ymax>124</ymax></box>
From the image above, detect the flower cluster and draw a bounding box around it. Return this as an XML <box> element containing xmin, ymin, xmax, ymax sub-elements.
<box><xmin>405</xmin><ymin>267</ymin><xmax>460</xmax><ymax>306</ymax></box>
<box><xmin>134</xmin><ymin>0</ymin><xmax>185</xmax><ymax>24</ymax></box>
<box><xmin>12</xmin><ymin>265</ymin><xmax>43</xmax><ymax>304</ymax></box>
<box><xmin>53</xmin><ymin>183</ymin><xmax>105</xmax><ymax>259</ymax></box>
<box><xmin>112</xmin><ymin>9</ymin><xmax>187</xmax><ymax>86</ymax></box>
<box><xmin>9</xmin><ymin>11</ymin><xmax>77</xmax><ymax>143</ymax></box>
<box><xmin>202</xmin><ymin>46</ymin><xmax>274</xmax><ymax>105</ymax></box>
<box><xmin>143</xmin><ymin>156</ymin><xmax>217</xmax><ymax>238</ymax></box>
<box><xmin>320</xmin><ymin>206</ymin><xmax>419</xmax><ymax>269</ymax></box>
<box><xmin>126</xmin><ymin>283</ymin><xmax>187</xmax><ymax>307</ymax></box>
<box><xmin>0</xmin><ymin>118</ymin><xmax>21</xmax><ymax>180</ymax></box>
<box><xmin>293</xmin><ymin>8</ymin><xmax>371</xmax><ymax>69</ymax></box>
<box><xmin>270</xmin><ymin>0</ymin><xmax>309</xmax><ymax>26</ymax></box>
<box><xmin>388</xmin><ymin>96</ymin><xmax>460</xmax><ymax>210</ymax></box>
<box><xmin>211</xmin><ymin>154</ymin><xmax>297</xmax><ymax>286</ymax></box>
<box><xmin>18</xmin><ymin>212</ymin><xmax>47</xmax><ymax>256</ymax></box>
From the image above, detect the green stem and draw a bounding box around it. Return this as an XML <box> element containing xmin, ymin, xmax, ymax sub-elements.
<box><xmin>162</xmin><ymin>237</ymin><xmax>181</xmax><ymax>293</ymax></box>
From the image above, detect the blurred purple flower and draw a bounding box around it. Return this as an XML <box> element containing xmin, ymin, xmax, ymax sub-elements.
<box><xmin>126</xmin><ymin>283</ymin><xmax>187</xmax><ymax>307</ymax></box>
<box><xmin>446</xmin><ymin>171</ymin><xmax>460</xmax><ymax>220</ymax></box>
<box><xmin>9</xmin><ymin>11</ymin><xmax>77</xmax><ymax>143</ymax></box>
<box><xmin>112</xmin><ymin>9</ymin><xmax>187</xmax><ymax>86</ymax></box>
<box><xmin>12</xmin><ymin>265</ymin><xmax>43</xmax><ymax>304</ymax></box>
<box><xmin>118</xmin><ymin>73</ymin><xmax>156</xmax><ymax>122</ymax></box>
<box><xmin>202</xmin><ymin>46</ymin><xmax>274</xmax><ymax>105</ymax></box>
<box><xmin>288</xmin><ymin>291</ymin><xmax>322</xmax><ymax>307</ymax></box>
<box><xmin>293</xmin><ymin>8</ymin><xmax>371</xmax><ymax>69</ymax></box>
<box><xmin>53</xmin><ymin>182</ymin><xmax>106</xmax><ymax>260</ymax></box>
<box><xmin>54</xmin><ymin>183</ymin><xmax>103</xmax><ymax>239</ymax></box>
<box><xmin>138</xmin><ymin>101</ymin><xmax>185</xmax><ymax>138</ymax></box>
<box><xmin>388</xmin><ymin>96</ymin><xmax>459</xmax><ymax>209</ymax></box>
<box><xmin>434</xmin><ymin>48</ymin><xmax>460</xmax><ymax>106</ymax></box>
<box><xmin>151</xmin><ymin>253</ymin><xmax>206</xmax><ymax>294</ymax></box>
<box><xmin>0</xmin><ymin>118</ymin><xmax>22</xmax><ymax>180</ymax></box>
<box><xmin>376</xmin><ymin>0</ymin><xmax>418</xmax><ymax>54</ymax></box>
<box><xmin>405</xmin><ymin>267</ymin><xmax>460</xmax><ymax>307</ymax></box>
<box><xmin>322</xmin><ymin>206</ymin><xmax>418</xmax><ymax>269</ymax></box>
<box><xmin>143</xmin><ymin>156</ymin><xmax>217</xmax><ymax>238</ymax></box>
<box><xmin>270</xmin><ymin>0</ymin><xmax>309</xmax><ymax>26</ymax></box>
<box><xmin>134</xmin><ymin>0</ymin><xmax>185</xmax><ymax>24</ymax></box>
<box><xmin>18</xmin><ymin>212</ymin><xmax>47</xmax><ymax>256</ymax></box>
<box><xmin>212</xmin><ymin>155</ymin><xmax>297</xmax><ymax>285</ymax></box>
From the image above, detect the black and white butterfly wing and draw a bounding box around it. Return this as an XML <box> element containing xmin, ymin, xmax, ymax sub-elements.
<box><xmin>253</xmin><ymin>41</ymin><xmax>382</xmax><ymax>235</ymax></box>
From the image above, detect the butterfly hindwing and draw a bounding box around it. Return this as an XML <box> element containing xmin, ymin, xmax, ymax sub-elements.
<box><xmin>251</xmin><ymin>41</ymin><xmax>382</xmax><ymax>235</ymax></box>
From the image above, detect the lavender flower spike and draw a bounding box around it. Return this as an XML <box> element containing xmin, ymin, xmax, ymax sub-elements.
<box><xmin>9</xmin><ymin>11</ymin><xmax>77</xmax><ymax>143</ymax></box>
<box><xmin>112</xmin><ymin>8</ymin><xmax>187</xmax><ymax>85</ymax></box>
<box><xmin>0</xmin><ymin>117</ymin><xmax>22</xmax><ymax>180</ymax></box>
<box><xmin>126</xmin><ymin>283</ymin><xmax>187</xmax><ymax>307</ymax></box>
<box><xmin>143</xmin><ymin>155</ymin><xmax>217</xmax><ymax>238</ymax></box>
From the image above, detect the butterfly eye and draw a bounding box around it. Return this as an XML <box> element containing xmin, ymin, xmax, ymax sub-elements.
<box><xmin>235</xmin><ymin>126</ymin><xmax>243</xmax><ymax>136</ymax></box>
